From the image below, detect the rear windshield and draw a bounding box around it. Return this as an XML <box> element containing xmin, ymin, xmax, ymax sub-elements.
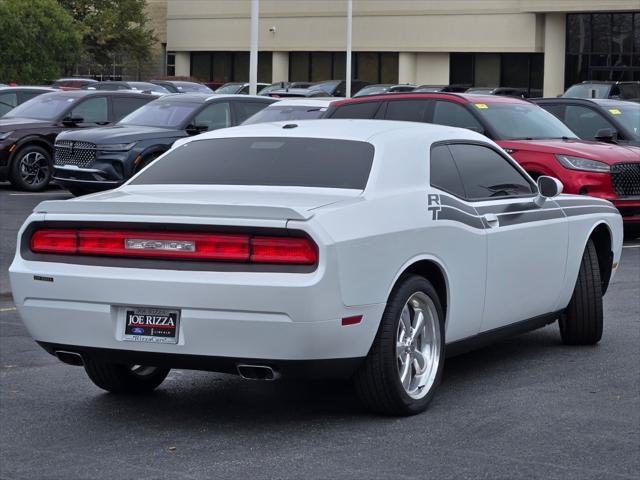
<box><xmin>131</xmin><ymin>137</ymin><xmax>374</xmax><ymax>189</ymax></box>
<box><xmin>242</xmin><ymin>105</ymin><xmax>328</xmax><ymax>124</ymax></box>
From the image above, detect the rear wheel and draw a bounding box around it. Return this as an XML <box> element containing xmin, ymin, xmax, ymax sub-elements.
<box><xmin>10</xmin><ymin>145</ymin><xmax>52</xmax><ymax>191</ymax></box>
<box><xmin>354</xmin><ymin>275</ymin><xmax>445</xmax><ymax>415</ymax></box>
<box><xmin>83</xmin><ymin>358</ymin><xmax>170</xmax><ymax>393</ymax></box>
<box><xmin>559</xmin><ymin>239</ymin><xmax>603</xmax><ymax>345</ymax></box>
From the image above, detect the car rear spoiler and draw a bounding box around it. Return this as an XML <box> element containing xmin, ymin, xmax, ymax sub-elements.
<box><xmin>34</xmin><ymin>200</ymin><xmax>313</xmax><ymax>221</ymax></box>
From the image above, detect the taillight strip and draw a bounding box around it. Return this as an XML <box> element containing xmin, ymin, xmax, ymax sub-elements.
<box><xmin>30</xmin><ymin>228</ymin><xmax>317</xmax><ymax>265</ymax></box>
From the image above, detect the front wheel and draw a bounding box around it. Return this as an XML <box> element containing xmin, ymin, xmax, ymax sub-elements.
<box><xmin>353</xmin><ymin>275</ymin><xmax>445</xmax><ymax>415</ymax></box>
<box><xmin>10</xmin><ymin>145</ymin><xmax>52</xmax><ymax>191</ymax></box>
<box><xmin>83</xmin><ymin>358</ymin><xmax>170</xmax><ymax>394</ymax></box>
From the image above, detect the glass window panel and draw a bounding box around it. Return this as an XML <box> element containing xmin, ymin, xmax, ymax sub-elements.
<box><xmin>70</xmin><ymin>97</ymin><xmax>108</xmax><ymax>123</ymax></box>
<box><xmin>612</xmin><ymin>13</ymin><xmax>633</xmax><ymax>54</ymax></box>
<box><xmin>258</xmin><ymin>52</ymin><xmax>272</xmax><ymax>83</ymax></box>
<box><xmin>192</xmin><ymin>53</ymin><xmax>211</xmax><ymax>81</ymax></box>
<box><xmin>592</xmin><ymin>14</ymin><xmax>612</xmax><ymax>54</ymax></box>
<box><xmin>212</xmin><ymin>52</ymin><xmax>233</xmax><ymax>83</ymax></box>
<box><xmin>289</xmin><ymin>53</ymin><xmax>310</xmax><ymax>81</ymax></box>
<box><xmin>193</xmin><ymin>102</ymin><xmax>231</xmax><ymax>131</ymax></box>
<box><xmin>450</xmin><ymin>53</ymin><xmax>474</xmax><ymax>85</ymax></box>
<box><xmin>310</xmin><ymin>53</ymin><xmax>332</xmax><ymax>82</ymax></box>
<box><xmin>501</xmin><ymin>53</ymin><xmax>529</xmax><ymax>89</ymax></box>
<box><xmin>355</xmin><ymin>52</ymin><xmax>379</xmax><ymax>83</ymax></box>
<box><xmin>233</xmin><ymin>53</ymin><xmax>249</xmax><ymax>82</ymax></box>
<box><xmin>567</xmin><ymin>14</ymin><xmax>591</xmax><ymax>55</ymax></box>
<box><xmin>564</xmin><ymin>105</ymin><xmax>615</xmax><ymax>139</ymax></box>
<box><xmin>430</xmin><ymin>145</ymin><xmax>466</xmax><ymax>198</ymax></box>
<box><xmin>635</xmin><ymin>14</ymin><xmax>640</xmax><ymax>53</ymax></box>
<box><xmin>380</xmin><ymin>53</ymin><xmax>399</xmax><ymax>83</ymax></box>
<box><xmin>333</xmin><ymin>52</ymin><xmax>347</xmax><ymax>80</ymax></box>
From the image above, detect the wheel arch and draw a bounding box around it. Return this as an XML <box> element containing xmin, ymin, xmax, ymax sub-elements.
<box><xmin>587</xmin><ymin>222</ymin><xmax>614</xmax><ymax>295</ymax></box>
<box><xmin>387</xmin><ymin>256</ymin><xmax>449</xmax><ymax>326</ymax></box>
<box><xmin>10</xmin><ymin>136</ymin><xmax>54</xmax><ymax>164</ymax></box>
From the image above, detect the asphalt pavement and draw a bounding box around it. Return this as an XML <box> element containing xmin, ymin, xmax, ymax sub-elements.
<box><xmin>1</xmin><ymin>183</ymin><xmax>639</xmax><ymax>480</ymax></box>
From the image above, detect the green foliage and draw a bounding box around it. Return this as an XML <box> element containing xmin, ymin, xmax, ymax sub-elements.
<box><xmin>59</xmin><ymin>0</ymin><xmax>157</xmax><ymax>70</ymax></box>
<box><xmin>0</xmin><ymin>0</ymin><xmax>81</xmax><ymax>84</ymax></box>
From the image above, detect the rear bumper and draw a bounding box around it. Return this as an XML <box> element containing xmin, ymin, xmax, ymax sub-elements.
<box><xmin>38</xmin><ymin>342</ymin><xmax>365</xmax><ymax>379</ymax></box>
<box><xmin>9</xmin><ymin>256</ymin><xmax>384</xmax><ymax>363</ymax></box>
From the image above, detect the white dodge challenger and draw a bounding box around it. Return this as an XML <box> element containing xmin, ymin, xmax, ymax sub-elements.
<box><xmin>9</xmin><ymin>120</ymin><xmax>623</xmax><ymax>415</ymax></box>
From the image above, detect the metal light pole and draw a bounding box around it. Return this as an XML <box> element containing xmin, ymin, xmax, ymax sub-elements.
<box><xmin>345</xmin><ymin>0</ymin><xmax>353</xmax><ymax>98</ymax></box>
<box><xmin>249</xmin><ymin>0</ymin><xmax>259</xmax><ymax>95</ymax></box>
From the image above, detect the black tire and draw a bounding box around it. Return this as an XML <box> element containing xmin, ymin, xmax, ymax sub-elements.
<box><xmin>10</xmin><ymin>144</ymin><xmax>52</xmax><ymax>192</ymax></box>
<box><xmin>559</xmin><ymin>239</ymin><xmax>603</xmax><ymax>345</ymax></box>
<box><xmin>353</xmin><ymin>274</ymin><xmax>445</xmax><ymax>416</ymax></box>
<box><xmin>83</xmin><ymin>358</ymin><xmax>170</xmax><ymax>394</ymax></box>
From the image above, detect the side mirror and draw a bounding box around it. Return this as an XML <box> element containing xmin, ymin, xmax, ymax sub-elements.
<box><xmin>595</xmin><ymin>128</ymin><xmax>617</xmax><ymax>142</ymax></box>
<box><xmin>185</xmin><ymin>123</ymin><xmax>208</xmax><ymax>135</ymax></box>
<box><xmin>62</xmin><ymin>116</ymin><xmax>84</xmax><ymax>126</ymax></box>
<box><xmin>534</xmin><ymin>176</ymin><xmax>563</xmax><ymax>207</ymax></box>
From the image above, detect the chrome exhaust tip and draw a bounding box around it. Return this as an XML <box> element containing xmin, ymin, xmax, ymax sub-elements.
<box><xmin>236</xmin><ymin>364</ymin><xmax>279</xmax><ymax>381</ymax></box>
<box><xmin>55</xmin><ymin>350</ymin><xmax>84</xmax><ymax>366</ymax></box>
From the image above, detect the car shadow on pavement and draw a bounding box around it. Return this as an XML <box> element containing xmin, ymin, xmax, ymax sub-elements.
<box><xmin>81</xmin><ymin>326</ymin><xmax>564</xmax><ymax>428</ymax></box>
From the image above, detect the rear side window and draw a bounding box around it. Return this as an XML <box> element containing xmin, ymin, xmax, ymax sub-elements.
<box><xmin>132</xmin><ymin>137</ymin><xmax>374</xmax><ymax>189</ymax></box>
<box><xmin>429</xmin><ymin>144</ymin><xmax>465</xmax><ymax>197</ymax></box>
<box><xmin>112</xmin><ymin>97</ymin><xmax>150</xmax><ymax>121</ymax></box>
<box><xmin>432</xmin><ymin>101</ymin><xmax>483</xmax><ymax>132</ymax></box>
<box><xmin>235</xmin><ymin>101</ymin><xmax>270</xmax><ymax>123</ymax></box>
<box><xmin>448</xmin><ymin>144</ymin><xmax>534</xmax><ymax>199</ymax></box>
<box><xmin>385</xmin><ymin>100</ymin><xmax>429</xmax><ymax>122</ymax></box>
<box><xmin>0</xmin><ymin>92</ymin><xmax>18</xmax><ymax>116</ymax></box>
<box><xmin>329</xmin><ymin>102</ymin><xmax>379</xmax><ymax>119</ymax></box>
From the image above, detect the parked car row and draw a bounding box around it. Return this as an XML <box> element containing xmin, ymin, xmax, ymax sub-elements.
<box><xmin>1</xmin><ymin>84</ymin><xmax>638</xmax><ymax>225</ymax></box>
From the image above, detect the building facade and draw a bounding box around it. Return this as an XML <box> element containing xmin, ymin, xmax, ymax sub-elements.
<box><xmin>162</xmin><ymin>0</ymin><xmax>640</xmax><ymax>96</ymax></box>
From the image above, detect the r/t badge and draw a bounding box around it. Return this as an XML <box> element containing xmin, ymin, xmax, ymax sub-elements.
<box><xmin>427</xmin><ymin>194</ymin><xmax>441</xmax><ymax>220</ymax></box>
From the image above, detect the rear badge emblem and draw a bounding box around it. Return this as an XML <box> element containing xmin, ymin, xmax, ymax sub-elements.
<box><xmin>125</xmin><ymin>239</ymin><xmax>196</xmax><ymax>252</ymax></box>
<box><xmin>33</xmin><ymin>275</ymin><xmax>54</xmax><ymax>283</ymax></box>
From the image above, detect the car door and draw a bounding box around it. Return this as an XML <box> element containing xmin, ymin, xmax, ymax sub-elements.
<box><xmin>428</xmin><ymin>143</ymin><xmax>487</xmax><ymax>341</ymax></box>
<box><xmin>447</xmin><ymin>142</ymin><xmax>569</xmax><ymax>331</ymax></box>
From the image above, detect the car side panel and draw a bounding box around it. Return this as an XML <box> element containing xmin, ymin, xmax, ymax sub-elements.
<box><xmin>311</xmin><ymin>190</ymin><xmax>488</xmax><ymax>343</ymax></box>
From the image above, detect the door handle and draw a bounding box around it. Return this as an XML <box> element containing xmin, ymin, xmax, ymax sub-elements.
<box><xmin>483</xmin><ymin>213</ymin><xmax>499</xmax><ymax>228</ymax></box>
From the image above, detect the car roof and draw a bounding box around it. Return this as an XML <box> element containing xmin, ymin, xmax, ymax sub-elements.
<box><xmin>156</xmin><ymin>93</ymin><xmax>273</xmax><ymax>103</ymax></box>
<box><xmin>533</xmin><ymin>97</ymin><xmax>639</xmax><ymax>107</ymax></box>
<box><xmin>38</xmin><ymin>90</ymin><xmax>152</xmax><ymax>99</ymax></box>
<box><xmin>0</xmin><ymin>86</ymin><xmax>56</xmax><ymax>92</ymax></box>
<box><xmin>333</xmin><ymin>92</ymin><xmax>529</xmax><ymax>106</ymax></box>
<box><xmin>183</xmin><ymin>118</ymin><xmax>487</xmax><ymax>145</ymax></box>
<box><xmin>269</xmin><ymin>98</ymin><xmax>343</xmax><ymax>107</ymax></box>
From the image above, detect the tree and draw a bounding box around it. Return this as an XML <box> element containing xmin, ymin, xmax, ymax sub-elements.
<box><xmin>58</xmin><ymin>0</ymin><xmax>157</xmax><ymax>74</ymax></box>
<box><xmin>0</xmin><ymin>0</ymin><xmax>81</xmax><ymax>84</ymax></box>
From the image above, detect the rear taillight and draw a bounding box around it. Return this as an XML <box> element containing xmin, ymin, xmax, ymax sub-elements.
<box><xmin>29</xmin><ymin>228</ymin><xmax>317</xmax><ymax>265</ymax></box>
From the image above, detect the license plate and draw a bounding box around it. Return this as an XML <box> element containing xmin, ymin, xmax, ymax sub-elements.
<box><xmin>123</xmin><ymin>307</ymin><xmax>180</xmax><ymax>344</ymax></box>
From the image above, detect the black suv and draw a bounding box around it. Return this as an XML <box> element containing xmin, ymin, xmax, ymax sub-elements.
<box><xmin>0</xmin><ymin>87</ymin><xmax>56</xmax><ymax>117</ymax></box>
<box><xmin>53</xmin><ymin>94</ymin><xmax>276</xmax><ymax>195</ymax></box>
<box><xmin>0</xmin><ymin>90</ymin><xmax>153</xmax><ymax>191</ymax></box>
<box><xmin>533</xmin><ymin>97</ymin><xmax>640</xmax><ymax>146</ymax></box>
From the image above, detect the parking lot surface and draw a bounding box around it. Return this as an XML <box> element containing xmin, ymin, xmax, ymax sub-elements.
<box><xmin>1</xmin><ymin>184</ymin><xmax>639</xmax><ymax>480</ymax></box>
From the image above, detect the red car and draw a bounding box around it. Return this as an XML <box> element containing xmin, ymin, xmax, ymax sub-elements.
<box><xmin>325</xmin><ymin>93</ymin><xmax>640</xmax><ymax>224</ymax></box>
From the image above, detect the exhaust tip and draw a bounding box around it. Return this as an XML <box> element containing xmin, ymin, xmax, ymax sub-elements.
<box><xmin>237</xmin><ymin>364</ymin><xmax>279</xmax><ymax>381</ymax></box>
<box><xmin>55</xmin><ymin>350</ymin><xmax>84</xmax><ymax>366</ymax></box>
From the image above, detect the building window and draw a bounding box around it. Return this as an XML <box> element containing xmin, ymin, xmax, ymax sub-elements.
<box><xmin>565</xmin><ymin>12</ymin><xmax>640</xmax><ymax>87</ymax></box>
<box><xmin>449</xmin><ymin>53</ymin><xmax>543</xmax><ymax>96</ymax></box>
<box><xmin>190</xmin><ymin>52</ymin><xmax>272</xmax><ymax>83</ymax></box>
<box><xmin>288</xmin><ymin>52</ymin><xmax>399</xmax><ymax>84</ymax></box>
<box><xmin>166</xmin><ymin>52</ymin><xmax>176</xmax><ymax>77</ymax></box>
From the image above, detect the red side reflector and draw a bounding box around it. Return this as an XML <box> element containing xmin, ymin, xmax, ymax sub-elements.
<box><xmin>30</xmin><ymin>230</ymin><xmax>77</xmax><ymax>254</ymax></box>
<box><xmin>250</xmin><ymin>237</ymin><xmax>317</xmax><ymax>265</ymax></box>
<box><xmin>341</xmin><ymin>315</ymin><xmax>363</xmax><ymax>326</ymax></box>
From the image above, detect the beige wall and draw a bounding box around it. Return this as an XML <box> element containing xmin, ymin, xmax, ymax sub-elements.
<box><xmin>543</xmin><ymin>13</ymin><xmax>567</xmax><ymax>97</ymax></box>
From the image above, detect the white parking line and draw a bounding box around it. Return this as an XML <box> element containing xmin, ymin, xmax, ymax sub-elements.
<box><xmin>622</xmin><ymin>244</ymin><xmax>640</xmax><ymax>249</ymax></box>
<box><xmin>0</xmin><ymin>307</ymin><xmax>17</xmax><ymax>312</ymax></box>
